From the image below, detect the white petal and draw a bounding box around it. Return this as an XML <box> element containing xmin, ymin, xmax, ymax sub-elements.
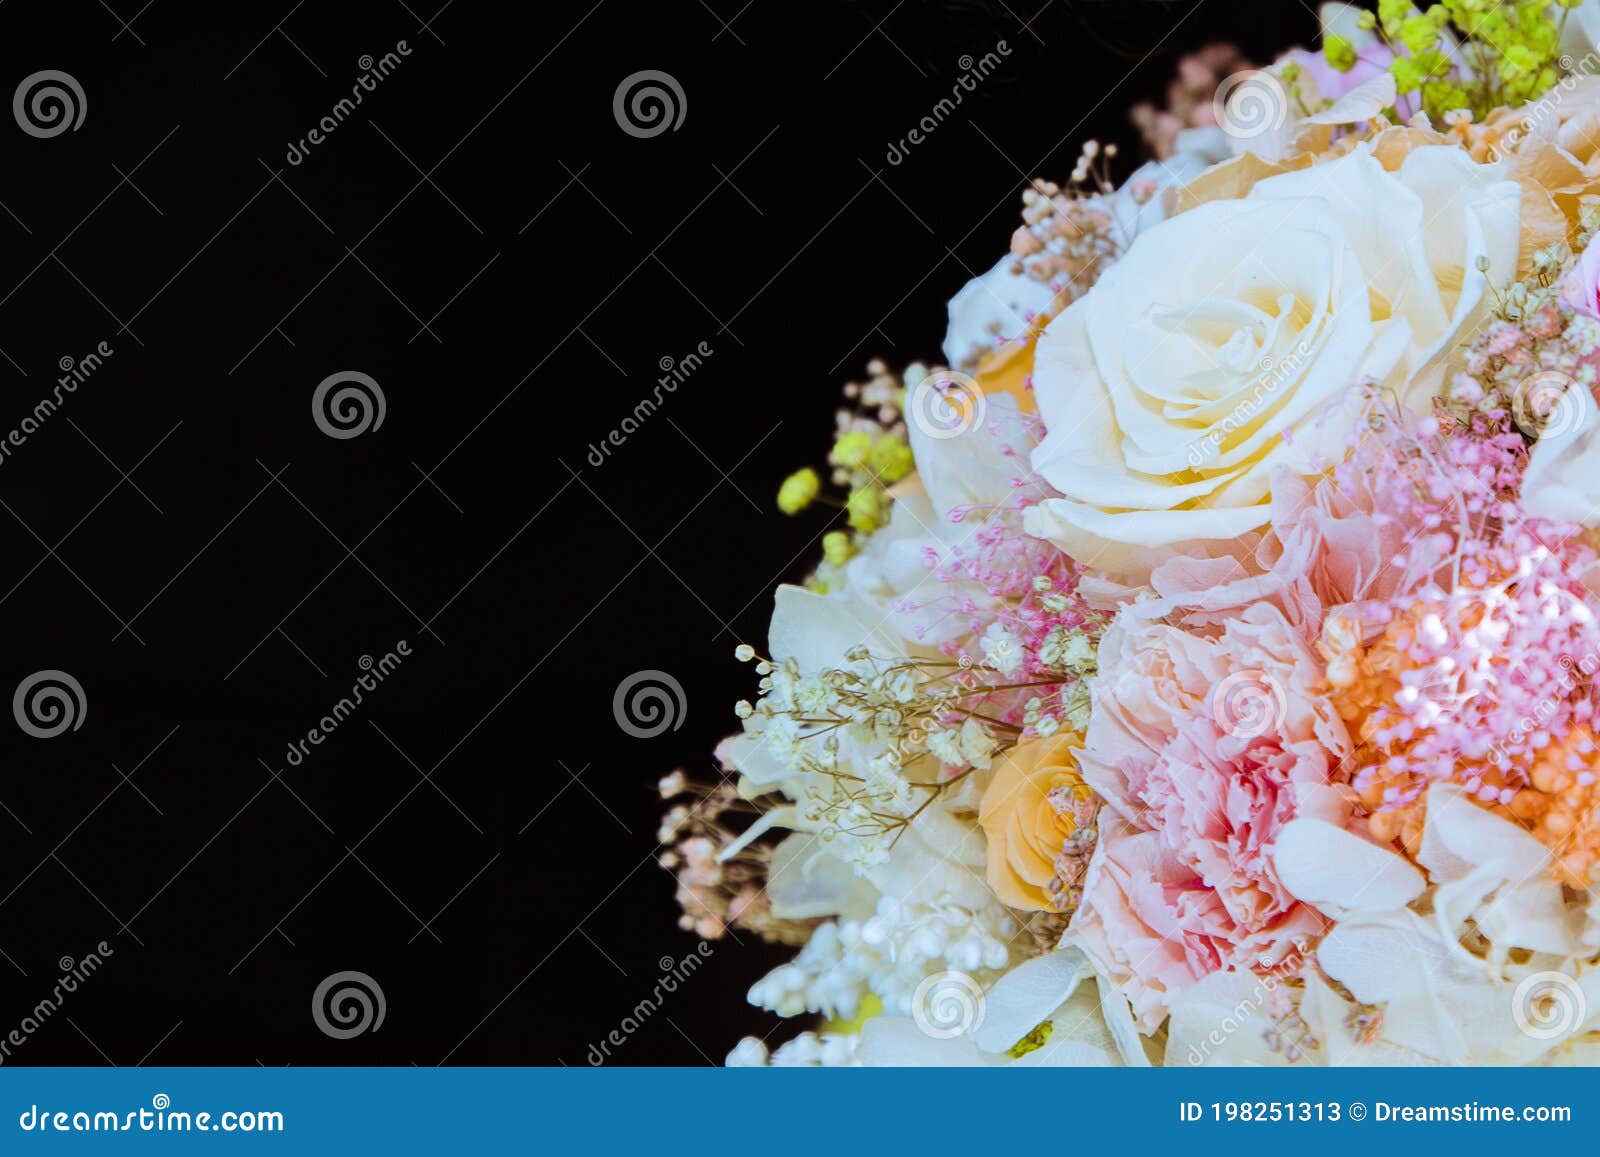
<box><xmin>856</xmin><ymin>1016</ymin><xmax>1002</xmax><ymax>1066</ymax></box>
<box><xmin>1316</xmin><ymin>912</ymin><xmax>1475</xmax><ymax>1064</ymax></box>
<box><xmin>1417</xmin><ymin>782</ymin><xmax>1551</xmax><ymax>883</ymax></box>
<box><xmin>763</xmin><ymin>831</ymin><xmax>877</xmax><ymax>921</ymax></box>
<box><xmin>719</xmin><ymin>732</ymin><xmax>789</xmax><ymax>788</ymax></box>
<box><xmin>1165</xmin><ymin>971</ymin><xmax>1288</xmax><ymax>1066</ymax></box>
<box><xmin>974</xmin><ymin>946</ymin><xmax>1090</xmax><ymax>1053</ymax></box>
<box><xmin>1273</xmin><ymin>817</ymin><xmax>1425</xmax><ymax>914</ymax></box>
<box><xmin>941</xmin><ymin>254</ymin><xmax>1056</xmax><ymax>370</ymax></box>
<box><xmin>910</xmin><ymin>392</ymin><xmax>1031</xmax><ymax>520</ymax></box>
<box><xmin>716</xmin><ymin>805</ymin><xmax>795</xmax><ymax>864</ymax></box>
<box><xmin>1020</xmin><ymin>981</ymin><xmax>1122</xmax><ymax>1067</ymax></box>
<box><xmin>1521</xmin><ymin>376</ymin><xmax>1600</xmax><ymax>528</ymax></box>
<box><xmin>1303</xmin><ymin>71</ymin><xmax>1397</xmax><ymax>125</ymax></box>
<box><xmin>768</xmin><ymin>584</ymin><xmax>899</xmax><ymax>669</ymax></box>
<box><xmin>1096</xmin><ymin>974</ymin><xmax>1153</xmax><ymax>1066</ymax></box>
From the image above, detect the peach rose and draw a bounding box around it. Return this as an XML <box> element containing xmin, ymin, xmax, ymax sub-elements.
<box><xmin>979</xmin><ymin>733</ymin><xmax>1093</xmax><ymax>911</ymax></box>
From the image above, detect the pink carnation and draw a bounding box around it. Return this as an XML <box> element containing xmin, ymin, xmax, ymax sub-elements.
<box><xmin>1067</xmin><ymin>602</ymin><xmax>1353</xmax><ymax>1031</ymax></box>
<box><xmin>1080</xmin><ymin>462</ymin><xmax>1417</xmax><ymax>648</ymax></box>
<box><xmin>1154</xmin><ymin>467</ymin><xmax>1416</xmax><ymax>642</ymax></box>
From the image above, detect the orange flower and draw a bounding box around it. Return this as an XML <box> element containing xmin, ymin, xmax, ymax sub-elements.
<box><xmin>1325</xmin><ymin>604</ymin><xmax>1600</xmax><ymax>888</ymax></box>
<box><xmin>978</xmin><ymin>733</ymin><xmax>1092</xmax><ymax>911</ymax></box>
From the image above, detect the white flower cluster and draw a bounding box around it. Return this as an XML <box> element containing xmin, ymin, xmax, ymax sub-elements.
<box><xmin>726</xmin><ymin>1031</ymin><xmax>860</xmax><ymax>1067</ymax></box>
<box><xmin>705</xmin><ymin>404</ymin><xmax>1060</xmax><ymax>1055</ymax></box>
<box><xmin>748</xmin><ymin>892</ymin><xmax>1022</xmax><ymax>1024</ymax></box>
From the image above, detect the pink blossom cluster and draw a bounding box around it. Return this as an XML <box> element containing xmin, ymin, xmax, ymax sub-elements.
<box><xmin>899</xmin><ymin>412</ymin><xmax>1102</xmax><ymax>733</ymax></box>
<box><xmin>1067</xmin><ymin>389</ymin><xmax>1600</xmax><ymax>1024</ymax></box>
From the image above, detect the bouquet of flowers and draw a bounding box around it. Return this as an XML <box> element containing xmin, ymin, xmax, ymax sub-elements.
<box><xmin>658</xmin><ymin>0</ymin><xmax>1600</xmax><ymax>1066</ymax></box>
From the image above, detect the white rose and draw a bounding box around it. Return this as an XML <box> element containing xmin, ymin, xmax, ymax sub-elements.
<box><xmin>1023</xmin><ymin>143</ymin><xmax>1521</xmax><ymax>577</ymax></box>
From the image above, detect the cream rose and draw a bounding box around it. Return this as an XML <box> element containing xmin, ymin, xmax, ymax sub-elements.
<box><xmin>1023</xmin><ymin>143</ymin><xmax>1521</xmax><ymax>577</ymax></box>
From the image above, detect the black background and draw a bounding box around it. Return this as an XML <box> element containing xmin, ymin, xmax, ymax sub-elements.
<box><xmin>0</xmin><ymin>0</ymin><xmax>1316</xmax><ymax>1065</ymax></box>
